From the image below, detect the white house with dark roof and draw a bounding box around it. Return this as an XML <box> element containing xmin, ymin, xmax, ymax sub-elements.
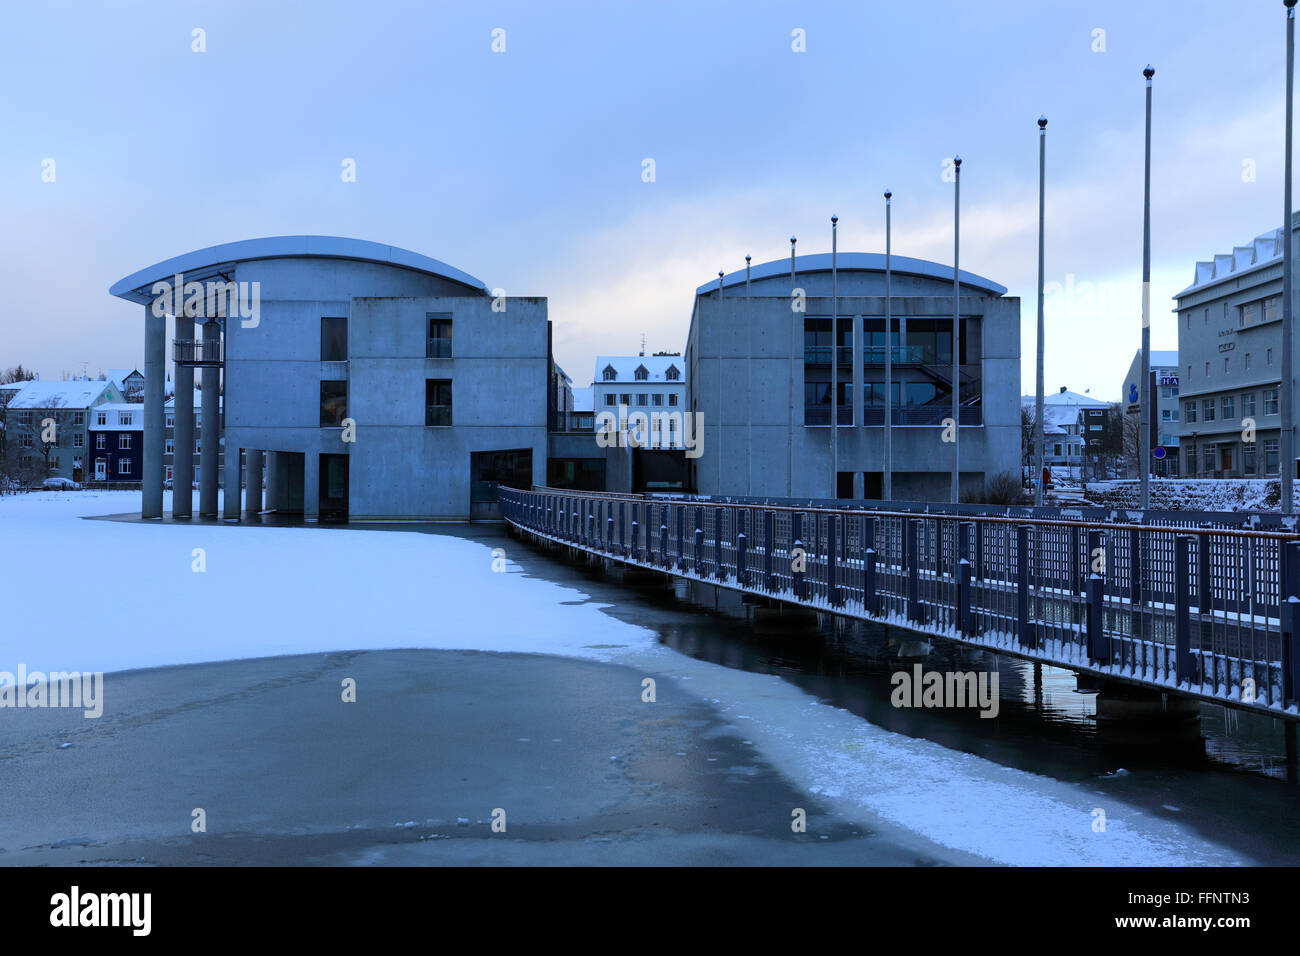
<box><xmin>592</xmin><ymin>354</ymin><xmax>685</xmax><ymax>418</ymax></box>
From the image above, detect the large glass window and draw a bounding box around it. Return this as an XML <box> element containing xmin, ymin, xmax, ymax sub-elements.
<box><xmin>320</xmin><ymin>380</ymin><xmax>347</xmax><ymax>426</ymax></box>
<box><xmin>427</xmin><ymin>313</ymin><xmax>453</xmax><ymax>359</ymax></box>
<box><xmin>1265</xmin><ymin>389</ymin><xmax>1280</xmax><ymax>415</ymax></box>
<box><xmin>426</xmin><ymin>379</ymin><xmax>452</xmax><ymax>426</ymax></box>
<box><xmin>321</xmin><ymin>316</ymin><xmax>347</xmax><ymax>361</ymax></box>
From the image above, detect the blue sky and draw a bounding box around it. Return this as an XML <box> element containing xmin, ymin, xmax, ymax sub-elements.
<box><xmin>0</xmin><ymin>0</ymin><xmax>1291</xmax><ymax>401</ymax></box>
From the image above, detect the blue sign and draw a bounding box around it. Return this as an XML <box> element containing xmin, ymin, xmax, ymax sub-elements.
<box><xmin>1128</xmin><ymin>383</ymin><xmax>1139</xmax><ymax>404</ymax></box>
<box><xmin>1153</xmin><ymin>447</ymin><xmax>1166</xmax><ymax>460</ymax></box>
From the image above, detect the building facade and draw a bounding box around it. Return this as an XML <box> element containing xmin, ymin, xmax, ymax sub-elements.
<box><xmin>2</xmin><ymin>379</ymin><xmax>123</xmax><ymax>483</ymax></box>
<box><xmin>1120</xmin><ymin>349</ymin><xmax>1179</xmax><ymax>478</ymax></box>
<box><xmin>1174</xmin><ymin>220</ymin><xmax>1291</xmax><ymax>478</ymax></box>
<box><xmin>111</xmin><ymin>236</ymin><xmax>549</xmax><ymax>521</ymax></box>
<box><xmin>592</xmin><ymin>354</ymin><xmax>686</xmax><ymax>420</ymax></box>
<box><xmin>88</xmin><ymin>403</ymin><xmax>144</xmax><ymax>481</ymax></box>
<box><xmin>686</xmin><ymin>252</ymin><xmax>1020</xmax><ymax>501</ymax></box>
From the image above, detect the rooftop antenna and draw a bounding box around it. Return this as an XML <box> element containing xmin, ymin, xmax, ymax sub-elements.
<box><xmin>640</xmin><ymin>333</ymin><xmax>646</xmax><ymax>356</ymax></box>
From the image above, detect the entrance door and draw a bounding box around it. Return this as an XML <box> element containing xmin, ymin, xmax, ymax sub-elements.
<box><xmin>1221</xmin><ymin>446</ymin><xmax>1234</xmax><ymax>474</ymax></box>
<box><xmin>319</xmin><ymin>454</ymin><xmax>349</xmax><ymax>522</ymax></box>
<box><xmin>94</xmin><ymin>459</ymin><xmax>106</xmax><ymax>480</ymax></box>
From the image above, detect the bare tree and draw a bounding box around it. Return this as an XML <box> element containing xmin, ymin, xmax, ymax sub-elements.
<box><xmin>1121</xmin><ymin>410</ymin><xmax>1144</xmax><ymax>479</ymax></box>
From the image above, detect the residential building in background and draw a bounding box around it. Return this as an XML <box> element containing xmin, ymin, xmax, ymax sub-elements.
<box><xmin>688</xmin><ymin>252</ymin><xmax>1020</xmax><ymax>500</ymax></box>
<box><xmin>1174</xmin><ymin>219</ymin><xmax>1292</xmax><ymax>478</ymax></box>
<box><xmin>1022</xmin><ymin>388</ymin><xmax>1113</xmax><ymax>481</ymax></box>
<box><xmin>1120</xmin><ymin>349</ymin><xmax>1180</xmax><ymax>478</ymax></box>
<box><xmin>88</xmin><ymin>403</ymin><xmax>144</xmax><ymax>482</ymax></box>
<box><xmin>2</xmin><ymin>379</ymin><xmax>123</xmax><ymax>483</ymax></box>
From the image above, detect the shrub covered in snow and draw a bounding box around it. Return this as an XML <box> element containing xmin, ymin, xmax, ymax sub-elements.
<box><xmin>1079</xmin><ymin>478</ymin><xmax>1292</xmax><ymax>513</ymax></box>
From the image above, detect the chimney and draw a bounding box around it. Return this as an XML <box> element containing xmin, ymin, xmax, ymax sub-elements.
<box><xmin>1059</xmin><ymin>386</ymin><xmax>1067</xmax><ymax>394</ymax></box>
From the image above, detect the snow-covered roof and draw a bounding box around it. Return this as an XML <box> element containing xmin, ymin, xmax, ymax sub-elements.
<box><xmin>1023</xmin><ymin>389</ymin><xmax>1111</xmax><ymax>410</ymax></box>
<box><xmin>595</xmin><ymin>355</ymin><xmax>684</xmax><ymax>384</ymax></box>
<box><xmin>107</xmin><ymin>368</ymin><xmax>143</xmax><ymax>388</ymax></box>
<box><xmin>5</xmin><ymin>380</ymin><xmax>118</xmax><ymax>409</ymax></box>
<box><xmin>571</xmin><ymin>386</ymin><xmax>594</xmax><ymax>412</ymax></box>
<box><xmin>1174</xmin><ymin>217</ymin><xmax>1295</xmax><ymax>298</ymax></box>
<box><xmin>164</xmin><ymin>392</ymin><xmax>220</xmax><ymax>410</ymax></box>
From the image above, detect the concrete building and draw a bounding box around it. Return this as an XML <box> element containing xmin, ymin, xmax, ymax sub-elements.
<box><xmin>164</xmin><ymin>392</ymin><xmax>225</xmax><ymax>488</ymax></box>
<box><xmin>685</xmin><ymin>252</ymin><xmax>1020</xmax><ymax>500</ymax></box>
<box><xmin>110</xmin><ymin>236</ymin><xmax>550</xmax><ymax>521</ymax></box>
<box><xmin>3</xmin><ymin>379</ymin><xmax>123</xmax><ymax>483</ymax></box>
<box><xmin>1120</xmin><ymin>349</ymin><xmax>1180</xmax><ymax>477</ymax></box>
<box><xmin>1174</xmin><ymin>220</ymin><xmax>1290</xmax><ymax>478</ymax></box>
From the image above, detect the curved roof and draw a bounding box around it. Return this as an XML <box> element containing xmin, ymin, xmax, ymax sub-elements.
<box><xmin>695</xmin><ymin>252</ymin><xmax>1007</xmax><ymax>297</ymax></box>
<box><xmin>109</xmin><ymin>235</ymin><xmax>487</xmax><ymax>303</ymax></box>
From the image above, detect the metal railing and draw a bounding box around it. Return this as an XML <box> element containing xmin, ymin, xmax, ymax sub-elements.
<box><xmin>173</xmin><ymin>339</ymin><xmax>223</xmax><ymax>366</ymax></box>
<box><xmin>500</xmin><ymin>486</ymin><xmax>1300</xmax><ymax>720</ymax></box>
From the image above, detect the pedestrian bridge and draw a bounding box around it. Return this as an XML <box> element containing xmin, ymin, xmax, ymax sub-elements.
<box><xmin>500</xmin><ymin>486</ymin><xmax>1300</xmax><ymax>723</ymax></box>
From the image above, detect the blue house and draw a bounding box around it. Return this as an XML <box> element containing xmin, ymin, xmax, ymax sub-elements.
<box><xmin>87</xmin><ymin>403</ymin><xmax>144</xmax><ymax>482</ymax></box>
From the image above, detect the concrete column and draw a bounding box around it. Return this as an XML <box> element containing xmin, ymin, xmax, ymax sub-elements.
<box><xmin>173</xmin><ymin>313</ymin><xmax>195</xmax><ymax>518</ymax></box>
<box><xmin>304</xmin><ymin>452</ymin><xmax>320</xmax><ymax>522</ymax></box>
<box><xmin>199</xmin><ymin>321</ymin><xmax>220</xmax><ymax>517</ymax></box>
<box><xmin>223</xmin><ymin>445</ymin><xmax>241</xmax><ymax>520</ymax></box>
<box><xmin>245</xmin><ymin>449</ymin><xmax>263</xmax><ymax>516</ymax></box>
<box><xmin>142</xmin><ymin>305</ymin><xmax>165</xmax><ymax>519</ymax></box>
<box><xmin>264</xmin><ymin>451</ymin><xmax>280</xmax><ymax>511</ymax></box>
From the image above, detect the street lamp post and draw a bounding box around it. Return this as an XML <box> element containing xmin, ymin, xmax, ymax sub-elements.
<box><xmin>1284</xmin><ymin>0</ymin><xmax>1296</xmax><ymax>514</ymax></box>
<box><xmin>1035</xmin><ymin>117</ymin><xmax>1048</xmax><ymax>507</ymax></box>
<box><xmin>951</xmin><ymin>156</ymin><xmax>962</xmax><ymax>505</ymax></box>
<box><xmin>884</xmin><ymin>190</ymin><xmax>893</xmax><ymax>502</ymax></box>
<box><xmin>831</xmin><ymin>214</ymin><xmax>839</xmax><ymax>497</ymax></box>
<box><xmin>1140</xmin><ymin>65</ymin><xmax>1154</xmax><ymax>511</ymax></box>
<box><xmin>788</xmin><ymin>237</ymin><xmax>796</xmax><ymax>496</ymax></box>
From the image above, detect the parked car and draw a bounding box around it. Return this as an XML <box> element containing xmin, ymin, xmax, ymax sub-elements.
<box><xmin>42</xmin><ymin>476</ymin><xmax>81</xmax><ymax>491</ymax></box>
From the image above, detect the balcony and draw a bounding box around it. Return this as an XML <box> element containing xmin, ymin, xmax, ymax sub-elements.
<box><xmin>803</xmin><ymin>346</ymin><xmax>855</xmax><ymax>366</ymax></box>
<box><xmin>173</xmin><ymin>339</ymin><xmax>223</xmax><ymax>367</ymax></box>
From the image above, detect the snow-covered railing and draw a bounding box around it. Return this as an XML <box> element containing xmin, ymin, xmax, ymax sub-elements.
<box><xmin>500</xmin><ymin>486</ymin><xmax>1300</xmax><ymax>721</ymax></box>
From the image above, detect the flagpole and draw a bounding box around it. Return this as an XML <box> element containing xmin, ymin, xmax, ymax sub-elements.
<box><xmin>831</xmin><ymin>214</ymin><xmax>839</xmax><ymax>497</ymax></box>
<box><xmin>1140</xmin><ymin>67</ymin><xmax>1154</xmax><ymax>511</ymax></box>
<box><xmin>1284</xmin><ymin>1</ymin><xmax>1296</xmax><ymax>514</ymax></box>
<box><xmin>745</xmin><ymin>254</ymin><xmax>752</xmax><ymax>496</ymax></box>
<box><xmin>718</xmin><ymin>270</ymin><xmax>724</xmax><ymax>493</ymax></box>
<box><xmin>884</xmin><ymin>190</ymin><xmax>893</xmax><ymax>502</ymax></box>
<box><xmin>952</xmin><ymin>156</ymin><xmax>962</xmax><ymax>504</ymax></box>
<box><xmin>1035</xmin><ymin>117</ymin><xmax>1048</xmax><ymax>507</ymax></box>
<box><xmin>788</xmin><ymin>237</ymin><xmax>796</xmax><ymax>496</ymax></box>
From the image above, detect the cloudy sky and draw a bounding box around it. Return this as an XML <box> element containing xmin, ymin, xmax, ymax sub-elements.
<box><xmin>0</xmin><ymin>0</ymin><xmax>1291</xmax><ymax>401</ymax></box>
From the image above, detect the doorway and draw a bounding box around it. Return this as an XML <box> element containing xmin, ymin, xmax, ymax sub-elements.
<box><xmin>320</xmin><ymin>453</ymin><xmax>349</xmax><ymax>522</ymax></box>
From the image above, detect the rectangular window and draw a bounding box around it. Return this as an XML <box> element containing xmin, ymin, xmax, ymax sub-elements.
<box><xmin>73</xmin><ymin>411</ymin><xmax>84</xmax><ymax>425</ymax></box>
<box><xmin>19</xmin><ymin>435</ymin><xmax>31</xmax><ymax>448</ymax></box>
<box><xmin>118</xmin><ymin>458</ymin><xmax>131</xmax><ymax>475</ymax></box>
<box><xmin>605</xmin><ymin>394</ymin><xmax>616</xmax><ymax>406</ymax></box>
<box><xmin>620</xmin><ymin>393</ymin><xmax>631</xmax><ymax>406</ymax></box>
<box><xmin>119</xmin><ymin>434</ymin><xmax>132</xmax><ymax>449</ymax></box>
<box><xmin>1268</xmin><ymin>348</ymin><xmax>1274</xmax><ymax>365</ymax></box>
<box><xmin>636</xmin><ymin>393</ymin><xmax>648</xmax><ymax>406</ymax></box>
<box><xmin>1244</xmin><ymin>443</ymin><xmax>1257</xmax><ymax>475</ymax></box>
<box><xmin>1161</xmin><ymin>409</ymin><xmax>1173</xmax><ymax>421</ymax></box>
<box><xmin>1266</xmin><ymin>438</ymin><xmax>1280</xmax><ymax>475</ymax></box>
<box><xmin>669</xmin><ymin>394</ymin><xmax>679</xmax><ymax>406</ymax></box>
<box><xmin>426</xmin><ymin>313</ymin><xmax>452</xmax><ymax>359</ymax></box>
<box><xmin>165</xmin><ymin>465</ymin><xmax>174</xmax><ymax>481</ymax></box>
<box><xmin>119</xmin><ymin>412</ymin><xmax>132</xmax><ymax>426</ymax></box>
<box><xmin>1202</xmin><ymin>399</ymin><xmax>1215</xmax><ymax>422</ymax></box>
<box><xmin>321</xmin><ymin>316</ymin><xmax>348</xmax><ymax>361</ymax></box>
<box><xmin>652</xmin><ymin>393</ymin><xmax>665</xmax><ymax>406</ymax></box>
<box><xmin>165</xmin><ymin>438</ymin><xmax>175</xmax><ymax>454</ymax></box>
<box><xmin>320</xmin><ymin>380</ymin><xmax>348</xmax><ymax>426</ymax></box>
<box><xmin>95</xmin><ymin>433</ymin><xmax>105</xmax><ymax>449</ymax></box>
<box><xmin>1242</xmin><ymin>392</ymin><xmax>1256</xmax><ymax>418</ymax></box>
<box><xmin>166</xmin><ymin>414</ymin><xmax>175</xmax><ymax>428</ymax></box>
<box><xmin>1222</xmin><ymin>396</ymin><xmax>1235</xmax><ymax>420</ymax></box>
<box><xmin>1224</xmin><ymin>357</ymin><xmax>1230</xmax><ymax>373</ymax></box>
<box><xmin>1265</xmin><ymin>296</ymin><xmax>1281</xmax><ymax>322</ymax></box>
<box><xmin>1183</xmin><ymin>401</ymin><xmax>1196</xmax><ymax>424</ymax></box>
<box><xmin>1245</xmin><ymin>353</ymin><xmax>1251</xmax><ymax>370</ymax></box>
<box><xmin>1205</xmin><ymin>362</ymin><xmax>1210</xmax><ymax>376</ymax></box>
<box><xmin>425</xmin><ymin>379</ymin><xmax>452</xmax><ymax>426</ymax></box>
<box><xmin>1265</xmin><ymin>389</ymin><xmax>1280</xmax><ymax>415</ymax></box>
<box><xmin>1186</xmin><ymin>448</ymin><xmax>1197</xmax><ymax>474</ymax></box>
<box><xmin>195</xmin><ymin>440</ymin><xmax>201</xmax><ymax>454</ymax></box>
<box><xmin>74</xmin><ymin>433</ymin><xmax>84</xmax><ymax>447</ymax></box>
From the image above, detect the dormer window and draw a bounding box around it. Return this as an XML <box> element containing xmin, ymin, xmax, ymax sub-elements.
<box><xmin>602</xmin><ymin>365</ymin><xmax>617</xmax><ymax>382</ymax></box>
<box><xmin>634</xmin><ymin>365</ymin><xmax>649</xmax><ymax>381</ymax></box>
<box><xmin>665</xmin><ymin>365</ymin><xmax>680</xmax><ymax>381</ymax></box>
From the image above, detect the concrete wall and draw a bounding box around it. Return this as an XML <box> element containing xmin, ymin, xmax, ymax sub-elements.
<box><xmin>685</xmin><ymin>272</ymin><xmax>1021</xmax><ymax>501</ymax></box>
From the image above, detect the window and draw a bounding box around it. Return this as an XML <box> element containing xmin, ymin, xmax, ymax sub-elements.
<box><xmin>1204</xmin><ymin>362</ymin><xmax>1210</xmax><ymax>376</ymax></box>
<box><xmin>1245</xmin><ymin>353</ymin><xmax>1251</xmax><ymax>370</ymax></box>
<box><xmin>652</xmin><ymin>393</ymin><xmax>665</xmax><ymax>406</ymax></box>
<box><xmin>165</xmin><ymin>439</ymin><xmax>175</xmax><ymax>454</ymax></box>
<box><xmin>1222</xmin><ymin>396</ymin><xmax>1235</xmax><ymax>420</ymax></box>
<box><xmin>1244</xmin><ymin>443</ymin><xmax>1257</xmax><ymax>475</ymax></box>
<box><xmin>426</xmin><ymin>313</ymin><xmax>452</xmax><ymax>358</ymax></box>
<box><xmin>1186</xmin><ymin>448</ymin><xmax>1197</xmax><ymax>474</ymax></box>
<box><xmin>636</xmin><ymin>393</ymin><xmax>648</xmax><ymax>406</ymax></box>
<box><xmin>602</xmin><ymin>365</ymin><xmax>617</xmax><ymax>382</ymax></box>
<box><xmin>119</xmin><ymin>412</ymin><xmax>132</xmax><ymax>426</ymax></box>
<box><xmin>1266</xmin><ymin>438</ymin><xmax>1280</xmax><ymax>475</ymax></box>
<box><xmin>1265</xmin><ymin>296</ymin><xmax>1281</xmax><ymax>322</ymax></box>
<box><xmin>96</xmin><ymin>412</ymin><xmax>106</xmax><ymax>426</ymax></box>
<box><xmin>1265</xmin><ymin>389</ymin><xmax>1280</xmax><ymax>415</ymax></box>
<box><xmin>1224</xmin><ymin>357</ymin><xmax>1230</xmax><ymax>373</ymax></box>
<box><xmin>1202</xmin><ymin>399</ymin><xmax>1215</xmax><ymax>422</ymax></box>
<box><xmin>1242</xmin><ymin>392</ymin><xmax>1256</xmax><ymax>418</ymax></box>
<box><xmin>19</xmin><ymin>435</ymin><xmax>32</xmax><ymax>447</ymax></box>
<box><xmin>165</xmin><ymin>466</ymin><xmax>173</xmax><ymax>481</ymax></box>
<box><xmin>1268</xmin><ymin>348</ymin><xmax>1274</xmax><ymax>365</ymax></box>
<box><xmin>665</xmin><ymin>365</ymin><xmax>680</xmax><ymax>381</ymax></box>
<box><xmin>605</xmin><ymin>394</ymin><xmax>616</xmax><ymax>407</ymax></box>
<box><xmin>18</xmin><ymin>411</ymin><xmax>32</xmax><ymax>426</ymax></box>
<box><xmin>166</xmin><ymin>414</ymin><xmax>175</xmax><ymax>428</ymax></box>
<box><xmin>118</xmin><ymin>458</ymin><xmax>131</xmax><ymax>475</ymax></box>
<box><xmin>669</xmin><ymin>394</ymin><xmax>679</xmax><ymax>406</ymax></box>
<box><xmin>1204</xmin><ymin>308</ymin><xmax>1209</xmax><ymax>325</ymax></box>
<box><xmin>95</xmin><ymin>433</ymin><xmax>105</xmax><ymax>449</ymax></box>
<box><xmin>320</xmin><ymin>381</ymin><xmax>347</xmax><ymax>426</ymax></box>
<box><xmin>73</xmin><ymin>412</ymin><xmax>83</xmax><ymax>425</ymax></box>
<box><xmin>195</xmin><ymin>440</ymin><xmax>201</xmax><ymax>454</ymax></box>
<box><xmin>1241</xmin><ymin>301</ymin><xmax>1260</xmax><ymax>326</ymax></box>
<box><xmin>119</xmin><ymin>434</ymin><xmax>132</xmax><ymax>449</ymax></box>
<box><xmin>1054</xmin><ymin>443</ymin><xmax>1063</xmax><ymax>457</ymax></box>
<box><xmin>619</xmin><ymin>393</ymin><xmax>631</xmax><ymax>406</ymax></box>
<box><xmin>321</xmin><ymin>316</ymin><xmax>348</xmax><ymax>361</ymax></box>
<box><xmin>634</xmin><ymin>365</ymin><xmax>649</xmax><ymax>381</ymax></box>
<box><xmin>425</xmin><ymin>379</ymin><xmax>452</xmax><ymax>426</ymax></box>
<box><xmin>1161</xmin><ymin>409</ymin><xmax>1174</xmax><ymax>421</ymax></box>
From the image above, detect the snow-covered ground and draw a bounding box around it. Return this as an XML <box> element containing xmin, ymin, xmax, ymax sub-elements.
<box><xmin>0</xmin><ymin>490</ymin><xmax>1250</xmax><ymax>866</ymax></box>
<box><xmin>1080</xmin><ymin>478</ymin><xmax>1291</xmax><ymax>513</ymax></box>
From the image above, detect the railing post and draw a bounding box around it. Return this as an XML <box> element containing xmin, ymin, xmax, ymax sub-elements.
<box><xmin>792</xmin><ymin>511</ymin><xmax>805</xmax><ymax>598</ymax></box>
<box><xmin>659</xmin><ymin>508</ymin><xmax>668</xmax><ymax>568</ymax></box>
<box><xmin>973</xmin><ymin>521</ymin><xmax>983</xmax><ymax>581</ymax></box>
<box><xmin>714</xmin><ymin>507</ymin><xmax>725</xmax><ymax>579</ymax></box>
<box><xmin>607</xmin><ymin>508</ymin><xmax>614</xmax><ymax>553</ymax></box>
<box><xmin>907</xmin><ymin>518</ymin><xmax>922</xmax><ymax>623</ymax></box>
<box><xmin>631</xmin><ymin>507</ymin><xmax>640</xmax><ymax>562</ymax></box>
<box><xmin>1282</xmin><ymin>541</ymin><xmax>1300</xmax><ymax>704</ymax></box>
<box><xmin>737</xmin><ymin>511</ymin><xmax>748</xmax><ymax>589</ymax></box>
<box><xmin>1018</xmin><ymin>524</ymin><xmax>1035</xmax><ymax>648</ymax></box>
<box><xmin>827</xmin><ymin>514</ymin><xmax>840</xmax><ymax>606</ymax></box>
<box><xmin>1197</xmin><ymin>529</ymin><xmax>1213</xmax><ymax>654</ymax></box>
<box><xmin>957</xmin><ymin>521</ymin><xmax>973</xmax><ymax>636</ymax></box>
<box><xmin>863</xmin><ymin>516</ymin><xmax>878</xmax><ymax>615</ymax></box>
<box><xmin>1086</xmin><ymin>529</ymin><xmax>1108</xmax><ymax>664</ymax></box>
<box><xmin>1175</xmin><ymin>535</ymin><xmax>1195</xmax><ymax>685</ymax></box>
<box><xmin>764</xmin><ymin>510</ymin><xmax>775</xmax><ymax>591</ymax></box>
<box><xmin>694</xmin><ymin>506</ymin><xmax>704</xmax><ymax>575</ymax></box>
<box><xmin>1129</xmin><ymin>525</ymin><xmax>1143</xmax><ymax>643</ymax></box>
<box><xmin>677</xmin><ymin>505</ymin><xmax>686</xmax><ymax>570</ymax></box>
